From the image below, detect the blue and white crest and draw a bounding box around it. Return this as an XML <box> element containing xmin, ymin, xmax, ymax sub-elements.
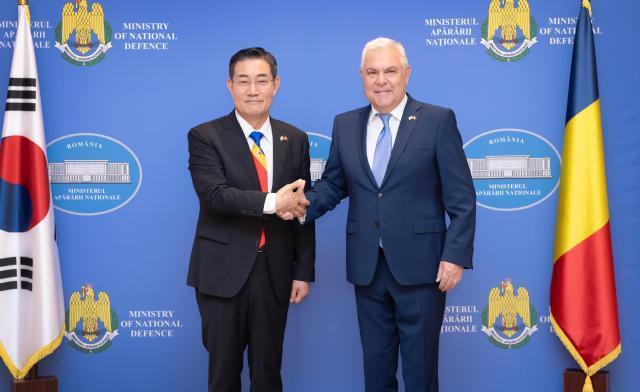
<box><xmin>46</xmin><ymin>133</ymin><xmax>142</xmax><ymax>215</ymax></box>
<box><xmin>463</xmin><ymin>129</ymin><xmax>560</xmax><ymax>211</ymax></box>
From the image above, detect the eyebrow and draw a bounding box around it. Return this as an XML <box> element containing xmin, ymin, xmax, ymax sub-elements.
<box><xmin>365</xmin><ymin>67</ymin><xmax>399</xmax><ymax>72</ymax></box>
<box><xmin>236</xmin><ymin>73</ymin><xmax>270</xmax><ymax>78</ymax></box>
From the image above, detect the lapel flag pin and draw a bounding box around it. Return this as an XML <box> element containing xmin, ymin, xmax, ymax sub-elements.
<box><xmin>408</xmin><ymin>115</ymin><xmax>417</xmax><ymax>121</ymax></box>
<box><xmin>280</xmin><ymin>136</ymin><xmax>288</xmax><ymax>142</ymax></box>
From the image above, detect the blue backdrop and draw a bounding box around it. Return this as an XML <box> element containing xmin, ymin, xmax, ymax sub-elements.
<box><xmin>1</xmin><ymin>0</ymin><xmax>639</xmax><ymax>391</ymax></box>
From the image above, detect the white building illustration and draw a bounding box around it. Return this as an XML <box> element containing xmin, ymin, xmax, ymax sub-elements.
<box><xmin>310</xmin><ymin>158</ymin><xmax>327</xmax><ymax>181</ymax></box>
<box><xmin>48</xmin><ymin>160</ymin><xmax>131</xmax><ymax>184</ymax></box>
<box><xmin>467</xmin><ymin>155</ymin><xmax>551</xmax><ymax>179</ymax></box>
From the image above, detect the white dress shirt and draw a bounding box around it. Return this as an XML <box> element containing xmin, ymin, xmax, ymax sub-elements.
<box><xmin>366</xmin><ymin>94</ymin><xmax>408</xmax><ymax>169</ymax></box>
<box><xmin>235</xmin><ymin>111</ymin><xmax>277</xmax><ymax>214</ymax></box>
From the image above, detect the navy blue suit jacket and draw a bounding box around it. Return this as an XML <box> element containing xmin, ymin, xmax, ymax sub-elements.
<box><xmin>305</xmin><ymin>96</ymin><xmax>476</xmax><ymax>286</ymax></box>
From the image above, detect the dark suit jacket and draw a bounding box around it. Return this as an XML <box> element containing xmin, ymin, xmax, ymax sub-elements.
<box><xmin>305</xmin><ymin>96</ymin><xmax>475</xmax><ymax>286</ymax></box>
<box><xmin>187</xmin><ymin>111</ymin><xmax>315</xmax><ymax>303</ymax></box>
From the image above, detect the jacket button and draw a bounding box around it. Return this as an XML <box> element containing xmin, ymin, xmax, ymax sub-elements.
<box><xmin>254</xmin><ymin>241</ymin><xmax>259</xmax><ymax>247</ymax></box>
<box><xmin>374</xmin><ymin>221</ymin><xmax>379</xmax><ymax>228</ymax></box>
<box><xmin>378</xmin><ymin>193</ymin><xmax>383</xmax><ymax>198</ymax></box>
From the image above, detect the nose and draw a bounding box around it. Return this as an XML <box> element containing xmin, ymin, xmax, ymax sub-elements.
<box><xmin>247</xmin><ymin>81</ymin><xmax>259</xmax><ymax>95</ymax></box>
<box><xmin>375</xmin><ymin>72</ymin><xmax>387</xmax><ymax>85</ymax></box>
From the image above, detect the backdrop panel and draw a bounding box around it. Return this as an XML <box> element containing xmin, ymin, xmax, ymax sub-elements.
<box><xmin>0</xmin><ymin>0</ymin><xmax>638</xmax><ymax>391</ymax></box>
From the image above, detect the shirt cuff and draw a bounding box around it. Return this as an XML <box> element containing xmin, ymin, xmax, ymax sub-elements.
<box><xmin>297</xmin><ymin>214</ymin><xmax>306</xmax><ymax>224</ymax></box>
<box><xmin>263</xmin><ymin>193</ymin><xmax>277</xmax><ymax>214</ymax></box>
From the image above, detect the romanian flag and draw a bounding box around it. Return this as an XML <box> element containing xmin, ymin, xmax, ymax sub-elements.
<box><xmin>550</xmin><ymin>1</ymin><xmax>621</xmax><ymax>392</ymax></box>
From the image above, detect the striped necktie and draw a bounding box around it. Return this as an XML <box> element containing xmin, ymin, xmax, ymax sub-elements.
<box><xmin>249</xmin><ymin>131</ymin><xmax>267</xmax><ymax>248</ymax></box>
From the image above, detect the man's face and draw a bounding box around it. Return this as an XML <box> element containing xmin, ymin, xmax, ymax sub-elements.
<box><xmin>227</xmin><ymin>58</ymin><xmax>280</xmax><ymax>122</ymax></box>
<box><xmin>360</xmin><ymin>45</ymin><xmax>411</xmax><ymax>113</ymax></box>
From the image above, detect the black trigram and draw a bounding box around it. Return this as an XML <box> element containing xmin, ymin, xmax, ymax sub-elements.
<box><xmin>5</xmin><ymin>78</ymin><xmax>36</xmax><ymax>112</ymax></box>
<box><xmin>0</xmin><ymin>256</ymin><xmax>33</xmax><ymax>291</ymax></box>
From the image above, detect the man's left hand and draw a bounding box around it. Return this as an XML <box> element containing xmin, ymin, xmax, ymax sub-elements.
<box><xmin>436</xmin><ymin>261</ymin><xmax>463</xmax><ymax>292</ymax></box>
<box><xmin>290</xmin><ymin>280</ymin><xmax>310</xmax><ymax>303</ymax></box>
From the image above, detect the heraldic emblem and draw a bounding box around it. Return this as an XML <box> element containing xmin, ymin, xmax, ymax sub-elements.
<box><xmin>65</xmin><ymin>284</ymin><xmax>119</xmax><ymax>353</ymax></box>
<box><xmin>55</xmin><ymin>0</ymin><xmax>112</xmax><ymax>66</ymax></box>
<box><xmin>481</xmin><ymin>278</ymin><xmax>538</xmax><ymax>348</ymax></box>
<box><xmin>481</xmin><ymin>0</ymin><xmax>538</xmax><ymax>62</ymax></box>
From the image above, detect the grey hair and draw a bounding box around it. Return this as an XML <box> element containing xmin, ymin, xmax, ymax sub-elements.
<box><xmin>360</xmin><ymin>37</ymin><xmax>409</xmax><ymax>69</ymax></box>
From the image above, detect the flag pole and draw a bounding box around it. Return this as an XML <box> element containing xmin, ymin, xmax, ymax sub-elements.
<box><xmin>18</xmin><ymin>0</ymin><xmax>28</xmax><ymax>5</ymax></box>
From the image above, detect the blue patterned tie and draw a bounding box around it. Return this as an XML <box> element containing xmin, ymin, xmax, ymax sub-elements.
<box><xmin>372</xmin><ymin>113</ymin><xmax>392</xmax><ymax>187</ymax></box>
<box><xmin>249</xmin><ymin>131</ymin><xmax>264</xmax><ymax>153</ymax></box>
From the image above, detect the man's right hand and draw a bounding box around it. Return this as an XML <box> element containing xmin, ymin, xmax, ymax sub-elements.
<box><xmin>275</xmin><ymin>179</ymin><xmax>309</xmax><ymax>220</ymax></box>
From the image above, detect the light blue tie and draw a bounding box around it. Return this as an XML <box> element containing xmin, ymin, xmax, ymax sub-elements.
<box><xmin>372</xmin><ymin>113</ymin><xmax>392</xmax><ymax>187</ymax></box>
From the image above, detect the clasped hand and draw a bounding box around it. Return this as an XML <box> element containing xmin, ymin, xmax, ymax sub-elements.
<box><xmin>275</xmin><ymin>179</ymin><xmax>309</xmax><ymax>220</ymax></box>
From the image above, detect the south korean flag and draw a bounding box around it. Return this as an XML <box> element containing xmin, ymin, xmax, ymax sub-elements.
<box><xmin>0</xmin><ymin>2</ymin><xmax>65</xmax><ymax>380</ymax></box>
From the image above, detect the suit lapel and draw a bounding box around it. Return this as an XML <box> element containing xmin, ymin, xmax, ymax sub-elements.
<box><xmin>221</xmin><ymin>111</ymin><xmax>261</xmax><ymax>191</ymax></box>
<box><xmin>270</xmin><ymin>119</ymin><xmax>289</xmax><ymax>191</ymax></box>
<box><xmin>380</xmin><ymin>98</ymin><xmax>422</xmax><ymax>187</ymax></box>
<box><xmin>357</xmin><ymin>107</ymin><xmax>378</xmax><ymax>188</ymax></box>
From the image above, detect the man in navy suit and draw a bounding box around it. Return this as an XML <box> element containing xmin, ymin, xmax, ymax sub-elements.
<box><xmin>301</xmin><ymin>37</ymin><xmax>476</xmax><ymax>391</ymax></box>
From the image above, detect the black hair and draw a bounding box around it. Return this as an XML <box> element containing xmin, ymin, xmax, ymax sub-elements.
<box><xmin>228</xmin><ymin>47</ymin><xmax>278</xmax><ymax>79</ymax></box>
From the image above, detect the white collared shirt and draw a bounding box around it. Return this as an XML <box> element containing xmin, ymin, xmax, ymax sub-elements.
<box><xmin>235</xmin><ymin>111</ymin><xmax>277</xmax><ymax>213</ymax></box>
<box><xmin>366</xmin><ymin>94</ymin><xmax>408</xmax><ymax>169</ymax></box>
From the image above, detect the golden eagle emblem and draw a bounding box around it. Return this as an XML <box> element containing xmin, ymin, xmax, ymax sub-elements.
<box><xmin>487</xmin><ymin>278</ymin><xmax>530</xmax><ymax>337</ymax></box>
<box><xmin>68</xmin><ymin>284</ymin><xmax>112</xmax><ymax>342</ymax></box>
<box><xmin>487</xmin><ymin>0</ymin><xmax>531</xmax><ymax>50</ymax></box>
<box><xmin>61</xmin><ymin>0</ymin><xmax>105</xmax><ymax>54</ymax></box>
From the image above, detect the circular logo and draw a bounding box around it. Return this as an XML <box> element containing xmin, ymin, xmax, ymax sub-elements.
<box><xmin>0</xmin><ymin>136</ymin><xmax>50</xmax><ymax>232</ymax></box>
<box><xmin>46</xmin><ymin>133</ymin><xmax>142</xmax><ymax>215</ymax></box>
<box><xmin>463</xmin><ymin>129</ymin><xmax>560</xmax><ymax>211</ymax></box>
<box><xmin>307</xmin><ymin>132</ymin><xmax>331</xmax><ymax>183</ymax></box>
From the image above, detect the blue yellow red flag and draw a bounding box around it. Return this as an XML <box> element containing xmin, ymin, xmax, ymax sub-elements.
<box><xmin>550</xmin><ymin>2</ymin><xmax>621</xmax><ymax>392</ymax></box>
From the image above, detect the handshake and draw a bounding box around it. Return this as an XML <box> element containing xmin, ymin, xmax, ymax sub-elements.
<box><xmin>275</xmin><ymin>179</ymin><xmax>309</xmax><ymax>221</ymax></box>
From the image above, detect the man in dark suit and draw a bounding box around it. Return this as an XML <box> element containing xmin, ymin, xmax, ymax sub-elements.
<box><xmin>301</xmin><ymin>37</ymin><xmax>476</xmax><ymax>391</ymax></box>
<box><xmin>187</xmin><ymin>47</ymin><xmax>315</xmax><ymax>392</ymax></box>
